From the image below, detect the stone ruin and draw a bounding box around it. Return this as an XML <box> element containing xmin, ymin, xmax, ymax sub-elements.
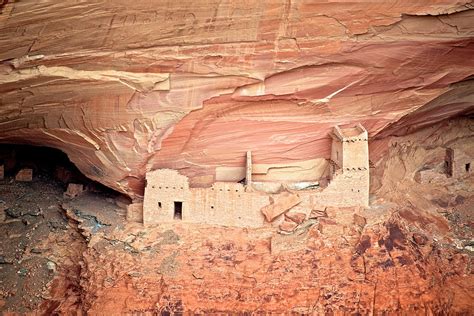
<box><xmin>415</xmin><ymin>147</ymin><xmax>472</xmax><ymax>185</ymax></box>
<box><xmin>134</xmin><ymin>124</ymin><xmax>370</xmax><ymax>227</ymax></box>
<box><xmin>446</xmin><ymin>148</ymin><xmax>472</xmax><ymax>179</ymax></box>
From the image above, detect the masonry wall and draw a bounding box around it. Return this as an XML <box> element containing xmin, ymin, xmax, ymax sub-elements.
<box><xmin>446</xmin><ymin>148</ymin><xmax>472</xmax><ymax>179</ymax></box>
<box><xmin>315</xmin><ymin>169</ymin><xmax>369</xmax><ymax>207</ymax></box>
<box><xmin>331</xmin><ymin>139</ymin><xmax>343</xmax><ymax>168</ymax></box>
<box><xmin>143</xmin><ymin>169</ymin><xmax>269</xmax><ymax>227</ymax></box>
<box><xmin>189</xmin><ymin>182</ymin><xmax>268</xmax><ymax>227</ymax></box>
<box><xmin>342</xmin><ymin>139</ymin><xmax>369</xmax><ymax>170</ymax></box>
<box><xmin>143</xmin><ymin>169</ymin><xmax>191</xmax><ymax>225</ymax></box>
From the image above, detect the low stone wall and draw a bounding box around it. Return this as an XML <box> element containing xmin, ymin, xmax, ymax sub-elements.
<box><xmin>189</xmin><ymin>182</ymin><xmax>268</xmax><ymax>228</ymax></box>
<box><xmin>143</xmin><ymin>169</ymin><xmax>269</xmax><ymax>227</ymax></box>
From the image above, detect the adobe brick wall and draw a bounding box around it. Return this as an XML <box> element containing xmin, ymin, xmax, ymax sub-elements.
<box><xmin>343</xmin><ymin>140</ymin><xmax>369</xmax><ymax>170</ymax></box>
<box><xmin>143</xmin><ymin>169</ymin><xmax>191</xmax><ymax>225</ymax></box>
<box><xmin>143</xmin><ymin>169</ymin><xmax>268</xmax><ymax>227</ymax></box>
<box><xmin>315</xmin><ymin>170</ymin><xmax>369</xmax><ymax>207</ymax></box>
<box><xmin>189</xmin><ymin>182</ymin><xmax>268</xmax><ymax>227</ymax></box>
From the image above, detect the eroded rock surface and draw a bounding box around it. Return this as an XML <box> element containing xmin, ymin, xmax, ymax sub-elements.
<box><xmin>0</xmin><ymin>117</ymin><xmax>472</xmax><ymax>314</ymax></box>
<box><xmin>1</xmin><ymin>1</ymin><xmax>473</xmax><ymax>197</ymax></box>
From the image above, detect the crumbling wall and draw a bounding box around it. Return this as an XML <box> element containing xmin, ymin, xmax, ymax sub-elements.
<box><xmin>446</xmin><ymin>148</ymin><xmax>472</xmax><ymax>179</ymax></box>
<box><xmin>315</xmin><ymin>170</ymin><xmax>369</xmax><ymax>207</ymax></box>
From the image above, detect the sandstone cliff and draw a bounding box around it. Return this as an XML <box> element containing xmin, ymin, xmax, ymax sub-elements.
<box><xmin>1</xmin><ymin>1</ymin><xmax>473</xmax><ymax>198</ymax></box>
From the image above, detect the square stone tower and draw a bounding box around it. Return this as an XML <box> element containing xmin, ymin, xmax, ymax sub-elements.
<box><xmin>327</xmin><ymin>123</ymin><xmax>370</xmax><ymax>206</ymax></box>
<box><xmin>331</xmin><ymin>123</ymin><xmax>369</xmax><ymax>172</ymax></box>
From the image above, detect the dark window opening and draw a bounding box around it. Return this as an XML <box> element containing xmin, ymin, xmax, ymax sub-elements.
<box><xmin>158</xmin><ymin>202</ymin><xmax>162</xmax><ymax>209</ymax></box>
<box><xmin>466</xmin><ymin>163</ymin><xmax>471</xmax><ymax>172</ymax></box>
<box><xmin>174</xmin><ymin>201</ymin><xmax>183</xmax><ymax>220</ymax></box>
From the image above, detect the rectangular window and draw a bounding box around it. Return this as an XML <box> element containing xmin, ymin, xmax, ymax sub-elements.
<box><xmin>174</xmin><ymin>201</ymin><xmax>183</xmax><ymax>220</ymax></box>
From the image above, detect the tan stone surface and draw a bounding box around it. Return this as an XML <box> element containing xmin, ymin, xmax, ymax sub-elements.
<box><xmin>127</xmin><ymin>203</ymin><xmax>144</xmax><ymax>223</ymax></box>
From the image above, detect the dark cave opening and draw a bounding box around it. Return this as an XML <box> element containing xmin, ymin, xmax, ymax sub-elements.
<box><xmin>0</xmin><ymin>144</ymin><xmax>127</xmax><ymax>200</ymax></box>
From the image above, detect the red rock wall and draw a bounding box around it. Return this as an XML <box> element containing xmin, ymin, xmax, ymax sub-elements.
<box><xmin>1</xmin><ymin>1</ymin><xmax>473</xmax><ymax>198</ymax></box>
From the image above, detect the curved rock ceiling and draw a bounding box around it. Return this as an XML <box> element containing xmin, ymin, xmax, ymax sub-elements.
<box><xmin>1</xmin><ymin>1</ymin><xmax>473</xmax><ymax>198</ymax></box>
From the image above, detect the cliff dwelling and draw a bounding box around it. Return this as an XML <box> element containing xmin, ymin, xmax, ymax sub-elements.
<box><xmin>0</xmin><ymin>0</ymin><xmax>473</xmax><ymax>314</ymax></box>
<box><xmin>141</xmin><ymin>124</ymin><xmax>370</xmax><ymax>227</ymax></box>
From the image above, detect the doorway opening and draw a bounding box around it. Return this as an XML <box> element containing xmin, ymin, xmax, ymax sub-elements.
<box><xmin>466</xmin><ymin>163</ymin><xmax>471</xmax><ymax>173</ymax></box>
<box><xmin>174</xmin><ymin>201</ymin><xmax>183</xmax><ymax>220</ymax></box>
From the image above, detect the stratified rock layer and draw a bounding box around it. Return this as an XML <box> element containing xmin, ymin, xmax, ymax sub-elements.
<box><xmin>1</xmin><ymin>1</ymin><xmax>474</xmax><ymax>197</ymax></box>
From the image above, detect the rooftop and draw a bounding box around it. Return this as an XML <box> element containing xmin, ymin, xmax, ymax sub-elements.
<box><xmin>332</xmin><ymin>123</ymin><xmax>367</xmax><ymax>141</ymax></box>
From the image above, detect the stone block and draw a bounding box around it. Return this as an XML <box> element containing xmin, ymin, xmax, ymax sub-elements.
<box><xmin>285</xmin><ymin>212</ymin><xmax>306</xmax><ymax>224</ymax></box>
<box><xmin>15</xmin><ymin>168</ymin><xmax>32</xmax><ymax>182</ymax></box>
<box><xmin>279</xmin><ymin>219</ymin><xmax>298</xmax><ymax>233</ymax></box>
<box><xmin>127</xmin><ymin>202</ymin><xmax>143</xmax><ymax>223</ymax></box>
<box><xmin>309</xmin><ymin>208</ymin><xmax>327</xmax><ymax>219</ymax></box>
<box><xmin>261</xmin><ymin>192</ymin><xmax>301</xmax><ymax>222</ymax></box>
<box><xmin>64</xmin><ymin>183</ymin><xmax>84</xmax><ymax>198</ymax></box>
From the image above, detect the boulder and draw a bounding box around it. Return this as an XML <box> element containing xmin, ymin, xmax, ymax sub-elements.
<box><xmin>261</xmin><ymin>192</ymin><xmax>301</xmax><ymax>222</ymax></box>
<box><xmin>285</xmin><ymin>212</ymin><xmax>306</xmax><ymax>224</ymax></box>
<box><xmin>64</xmin><ymin>183</ymin><xmax>84</xmax><ymax>198</ymax></box>
<box><xmin>279</xmin><ymin>219</ymin><xmax>298</xmax><ymax>233</ymax></box>
<box><xmin>15</xmin><ymin>169</ymin><xmax>32</xmax><ymax>182</ymax></box>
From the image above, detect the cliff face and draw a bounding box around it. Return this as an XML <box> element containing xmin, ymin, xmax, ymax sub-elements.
<box><xmin>1</xmin><ymin>1</ymin><xmax>473</xmax><ymax>197</ymax></box>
